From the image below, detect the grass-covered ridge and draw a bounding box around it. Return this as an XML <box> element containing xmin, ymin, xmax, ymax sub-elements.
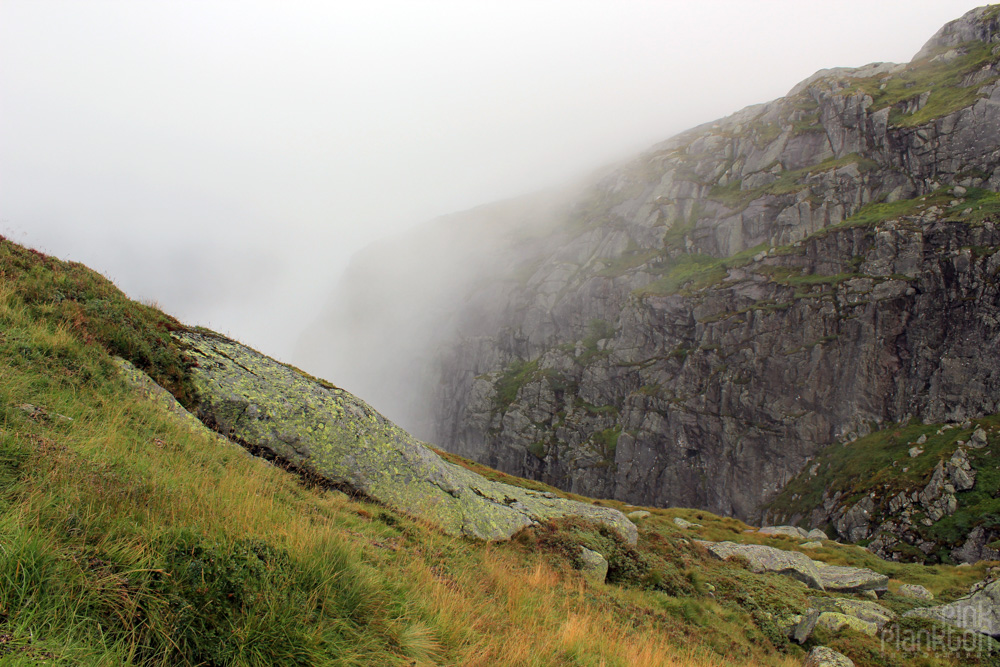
<box><xmin>845</xmin><ymin>38</ymin><xmax>1000</xmax><ymax>128</ymax></box>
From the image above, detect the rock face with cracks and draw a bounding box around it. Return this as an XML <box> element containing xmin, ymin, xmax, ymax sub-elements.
<box><xmin>178</xmin><ymin>331</ymin><xmax>637</xmax><ymax>544</ymax></box>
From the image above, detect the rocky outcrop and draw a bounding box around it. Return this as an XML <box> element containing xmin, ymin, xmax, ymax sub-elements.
<box><xmin>905</xmin><ymin>579</ymin><xmax>1000</xmax><ymax>637</ymax></box>
<box><xmin>177</xmin><ymin>331</ymin><xmax>637</xmax><ymax>544</ymax></box>
<box><xmin>697</xmin><ymin>541</ymin><xmax>824</xmax><ymax>589</ymax></box>
<box><xmin>803</xmin><ymin>444</ymin><xmax>987</xmax><ymax>562</ymax></box>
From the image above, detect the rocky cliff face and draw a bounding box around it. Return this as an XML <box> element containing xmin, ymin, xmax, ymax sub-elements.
<box><xmin>312</xmin><ymin>6</ymin><xmax>1000</xmax><ymax>523</ymax></box>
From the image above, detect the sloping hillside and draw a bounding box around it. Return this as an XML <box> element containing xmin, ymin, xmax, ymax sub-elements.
<box><xmin>5</xmin><ymin>238</ymin><xmax>1000</xmax><ymax>666</ymax></box>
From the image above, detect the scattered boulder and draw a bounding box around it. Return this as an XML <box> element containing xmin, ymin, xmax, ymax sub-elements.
<box><xmin>806</xmin><ymin>529</ymin><xmax>828</xmax><ymax>540</ymax></box>
<box><xmin>815</xmin><ymin>562</ymin><xmax>888</xmax><ymax>595</ymax></box>
<box><xmin>697</xmin><ymin>541</ymin><xmax>824</xmax><ymax>589</ymax></box>
<box><xmin>971</xmin><ymin>427</ymin><xmax>989</xmax><ymax>448</ymax></box>
<box><xmin>578</xmin><ymin>548</ymin><xmax>608</xmax><ymax>584</ymax></box>
<box><xmin>791</xmin><ymin>609</ymin><xmax>820</xmax><ymax>644</ymax></box>
<box><xmin>758</xmin><ymin>525</ymin><xmax>809</xmax><ymax>539</ymax></box>
<box><xmin>627</xmin><ymin>510</ymin><xmax>651</xmax><ymax>520</ymax></box>
<box><xmin>905</xmin><ymin>579</ymin><xmax>1000</xmax><ymax>637</ymax></box>
<box><xmin>897</xmin><ymin>583</ymin><xmax>934</xmax><ymax>600</ymax></box>
<box><xmin>908</xmin><ymin>446</ymin><xmax>924</xmax><ymax>458</ymax></box>
<box><xmin>804</xmin><ymin>646</ymin><xmax>854</xmax><ymax>667</ymax></box>
<box><xmin>801</xmin><ymin>541</ymin><xmax>823</xmax><ymax>549</ymax></box>
<box><xmin>178</xmin><ymin>332</ymin><xmax>638</xmax><ymax>544</ymax></box>
<box><xmin>827</xmin><ymin>598</ymin><xmax>895</xmax><ymax>629</ymax></box>
<box><xmin>673</xmin><ymin>517</ymin><xmax>701</xmax><ymax>529</ymax></box>
<box><xmin>816</xmin><ymin>612</ymin><xmax>878</xmax><ymax>636</ymax></box>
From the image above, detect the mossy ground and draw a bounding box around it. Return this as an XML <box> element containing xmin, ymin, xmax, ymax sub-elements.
<box><xmin>2</xmin><ymin>236</ymin><xmax>996</xmax><ymax>665</ymax></box>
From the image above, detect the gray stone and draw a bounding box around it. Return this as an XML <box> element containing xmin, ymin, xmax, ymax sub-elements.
<box><xmin>908</xmin><ymin>446</ymin><xmax>924</xmax><ymax>458</ymax></box>
<box><xmin>905</xmin><ymin>580</ymin><xmax>1000</xmax><ymax>637</ymax></box>
<box><xmin>578</xmin><ymin>547</ymin><xmax>608</xmax><ymax>584</ymax></box>
<box><xmin>698</xmin><ymin>540</ymin><xmax>824</xmax><ymax>589</ymax></box>
<box><xmin>792</xmin><ymin>609</ymin><xmax>820</xmax><ymax>644</ymax></box>
<box><xmin>626</xmin><ymin>510</ymin><xmax>651</xmax><ymax>520</ymax></box>
<box><xmin>806</xmin><ymin>529</ymin><xmax>828</xmax><ymax>540</ymax></box>
<box><xmin>804</xmin><ymin>646</ymin><xmax>854</xmax><ymax>667</ymax></box>
<box><xmin>971</xmin><ymin>427</ymin><xmax>989</xmax><ymax>448</ymax></box>
<box><xmin>801</xmin><ymin>541</ymin><xmax>823</xmax><ymax>549</ymax></box>
<box><xmin>816</xmin><ymin>611</ymin><xmax>878</xmax><ymax>636</ymax></box>
<box><xmin>673</xmin><ymin>517</ymin><xmax>701</xmax><ymax>529</ymax></box>
<box><xmin>758</xmin><ymin>525</ymin><xmax>809</xmax><ymax>539</ymax></box>
<box><xmin>827</xmin><ymin>598</ymin><xmax>895</xmax><ymax>629</ymax></box>
<box><xmin>898</xmin><ymin>583</ymin><xmax>934</xmax><ymax>600</ymax></box>
<box><xmin>815</xmin><ymin>562</ymin><xmax>888</xmax><ymax>595</ymax></box>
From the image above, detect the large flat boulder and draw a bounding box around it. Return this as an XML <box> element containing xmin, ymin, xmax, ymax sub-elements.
<box><xmin>815</xmin><ymin>562</ymin><xmax>888</xmax><ymax>595</ymax></box>
<box><xmin>697</xmin><ymin>540</ymin><xmax>824</xmax><ymax>589</ymax></box>
<box><xmin>178</xmin><ymin>331</ymin><xmax>637</xmax><ymax>544</ymax></box>
<box><xmin>757</xmin><ymin>525</ymin><xmax>808</xmax><ymax>539</ymax></box>
<box><xmin>905</xmin><ymin>579</ymin><xmax>1000</xmax><ymax>637</ymax></box>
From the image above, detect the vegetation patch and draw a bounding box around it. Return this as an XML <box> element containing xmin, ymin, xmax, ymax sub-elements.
<box><xmin>845</xmin><ymin>39</ymin><xmax>1000</xmax><ymax>128</ymax></box>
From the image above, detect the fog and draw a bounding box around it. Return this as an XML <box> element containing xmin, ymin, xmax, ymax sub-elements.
<box><xmin>1</xmin><ymin>0</ymin><xmax>980</xmax><ymax>380</ymax></box>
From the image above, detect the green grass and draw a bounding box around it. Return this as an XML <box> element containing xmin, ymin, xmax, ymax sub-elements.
<box><xmin>843</xmin><ymin>39</ymin><xmax>1000</xmax><ymax>128</ymax></box>
<box><xmin>634</xmin><ymin>243</ymin><xmax>768</xmax><ymax>297</ymax></box>
<box><xmin>3</xmin><ymin>234</ymin><xmax>997</xmax><ymax>666</ymax></box>
<box><xmin>493</xmin><ymin>358</ymin><xmax>540</xmax><ymax>413</ymax></box>
<box><xmin>708</xmin><ymin>154</ymin><xmax>879</xmax><ymax>212</ymax></box>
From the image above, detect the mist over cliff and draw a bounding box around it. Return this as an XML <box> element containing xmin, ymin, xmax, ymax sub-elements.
<box><xmin>302</xmin><ymin>6</ymin><xmax>1000</xmax><ymax>526</ymax></box>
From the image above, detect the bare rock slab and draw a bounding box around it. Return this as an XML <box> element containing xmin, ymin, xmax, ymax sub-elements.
<box><xmin>815</xmin><ymin>562</ymin><xmax>888</xmax><ymax>595</ymax></box>
<box><xmin>178</xmin><ymin>332</ymin><xmax>637</xmax><ymax>544</ymax></box>
<box><xmin>697</xmin><ymin>540</ymin><xmax>824</xmax><ymax>589</ymax></box>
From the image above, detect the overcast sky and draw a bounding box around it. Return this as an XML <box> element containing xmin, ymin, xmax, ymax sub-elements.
<box><xmin>0</xmin><ymin>0</ymin><xmax>982</xmax><ymax>364</ymax></box>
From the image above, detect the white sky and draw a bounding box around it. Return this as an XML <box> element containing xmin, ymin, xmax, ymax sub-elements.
<box><xmin>0</xmin><ymin>0</ymin><xmax>983</xmax><ymax>363</ymax></box>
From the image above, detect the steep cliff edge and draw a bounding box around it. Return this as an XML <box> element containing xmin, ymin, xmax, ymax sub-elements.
<box><xmin>310</xmin><ymin>6</ymin><xmax>1000</xmax><ymax>524</ymax></box>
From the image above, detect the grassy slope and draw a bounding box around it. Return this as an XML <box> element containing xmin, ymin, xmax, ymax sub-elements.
<box><xmin>1</xmin><ymin>236</ymin><xmax>996</xmax><ymax>666</ymax></box>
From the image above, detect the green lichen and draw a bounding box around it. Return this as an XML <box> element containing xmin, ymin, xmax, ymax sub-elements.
<box><xmin>178</xmin><ymin>332</ymin><xmax>637</xmax><ymax>544</ymax></box>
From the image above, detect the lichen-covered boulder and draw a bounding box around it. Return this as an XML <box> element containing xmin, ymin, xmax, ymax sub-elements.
<box><xmin>827</xmin><ymin>598</ymin><xmax>895</xmax><ymax>629</ymax></box>
<box><xmin>697</xmin><ymin>540</ymin><xmax>824</xmax><ymax>589</ymax></box>
<box><xmin>579</xmin><ymin>547</ymin><xmax>609</xmax><ymax>584</ymax></box>
<box><xmin>898</xmin><ymin>583</ymin><xmax>934</xmax><ymax>600</ymax></box>
<box><xmin>815</xmin><ymin>562</ymin><xmax>888</xmax><ymax>595</ymax></box>
<box><xmin>115</xmin><ymin>357</ymin><xmax>239</xmax><ymax>450</ymax></box>
<box><xmin>806</xmin><ymin>529</ymin><xmax>828</xmax><ymax>541</ymax></box>
<box><xmin>178</xmin><ymin>332</ymin><xmax>637</xmax><ymax>544</ymax></box>
<box><xmin>905</xmin><ymin>579</ymin><xmax>1000</xmax><ymax>637</ymax></box>
<box><xmin>816</xmin><ymin>612</ymin><xmax>878</xmax><ymax>636</ymax></box>
<box><xmin>804</xmin><ymin>646</ymin><xmax>855</xmax><ymax>667</ymax></box>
